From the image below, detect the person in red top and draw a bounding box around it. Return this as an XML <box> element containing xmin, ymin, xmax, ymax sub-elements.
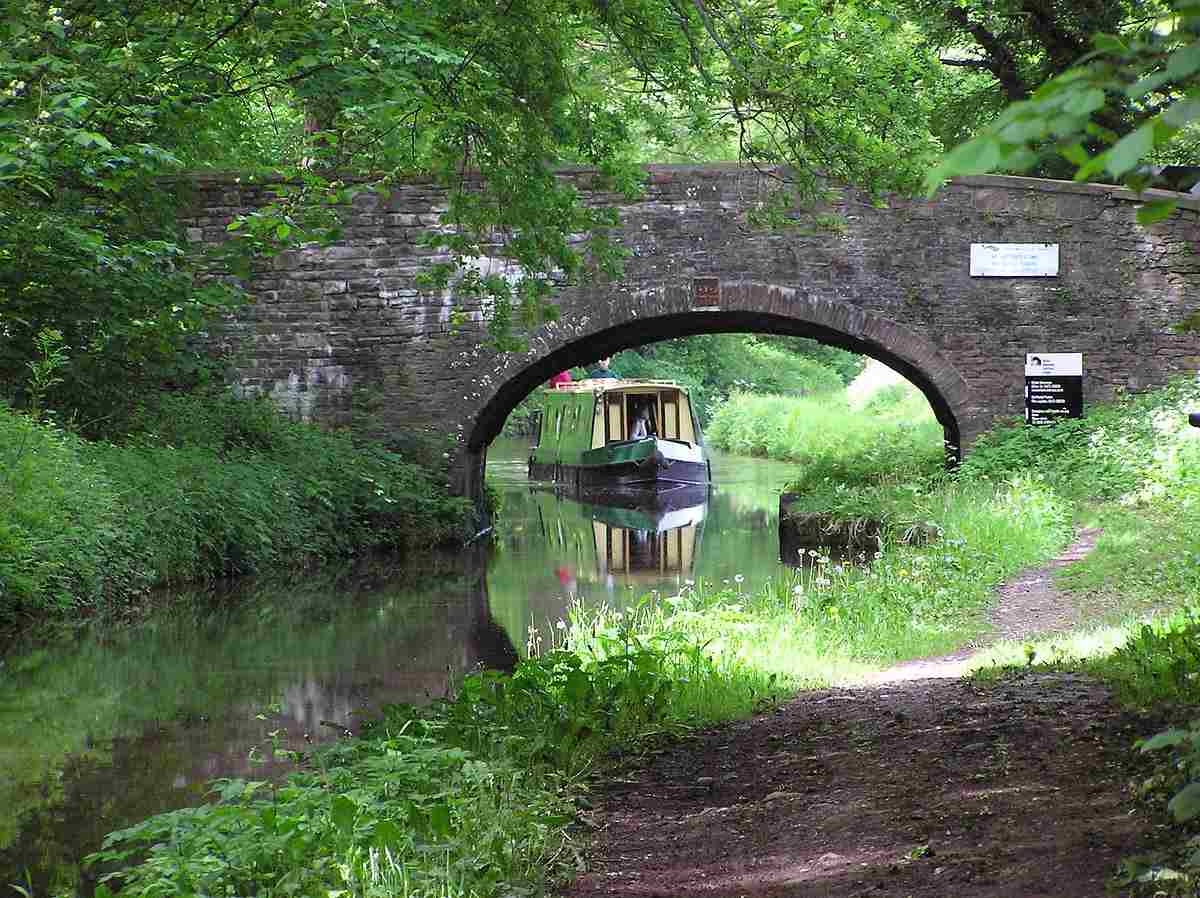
<box><xmin>548</xmin><ymin>370</ymin><xmax>572</xmax><ymax>388</ymax></box>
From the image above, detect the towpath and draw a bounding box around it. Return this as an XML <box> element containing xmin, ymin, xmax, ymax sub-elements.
<box><xmin>562</xmin><ymin>529</ymin><xmax>1159</xmax><ymax>898</ymax></box>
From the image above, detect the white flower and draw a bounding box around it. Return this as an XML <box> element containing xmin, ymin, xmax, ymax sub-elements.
<box><xmin>734</xmin><ymin>574</ymin><xmax>744</xmax><ymax>584</ymax></box>
<box><xmin>555</xmin><ymin>620</ymin><xmax>566</xmax><ymax>630</ymax></box>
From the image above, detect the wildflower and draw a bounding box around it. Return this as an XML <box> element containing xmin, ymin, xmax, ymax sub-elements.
<box><xmin>555</xmin><ymin>620</ymin><xmax>566</xmax><ymax>630</ymax></box>
<box><xmin>816</xmin><ymin>577</ymin><xmax>831</xmax><ymax>587</ymax></box>
<box><xmin>685</xmin><ymin>579</ymin><xmax>694</xmax><ymax>586</ymax></box>
<box><xmin>734</xmin><ymin>574</ymin><xmax>744</xmax><ymax>584</ymax></box>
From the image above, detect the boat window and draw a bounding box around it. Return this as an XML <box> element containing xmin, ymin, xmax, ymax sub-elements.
<box><xmin>606</xmin><ymin>394</ymin><xmax>624</xmax><ymax>443</ymax></box>
<box><xmin>627</xmin><ymin>396</ymin><xmax>656</xmax><ymax>440</ymax></box>
<box><xmin>592</xmin><ymin>400</ymin><xmax>605</xmax><ymax>448</ymax></box>
<box><xmin>678</xmin><ymin>394</ymin><xmax>696</xmax><ymax>443</ymax></box>
<box><xmin>661</xmin><ymin>391</ymin><xmax>680</xmax><ymax>440</ymax></box>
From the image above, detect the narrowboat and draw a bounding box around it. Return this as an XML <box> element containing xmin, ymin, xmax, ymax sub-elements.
<box><xmin>528</xmin><ymin>379</ymin><xmax>710</xmax><ymax>489</ymax></box>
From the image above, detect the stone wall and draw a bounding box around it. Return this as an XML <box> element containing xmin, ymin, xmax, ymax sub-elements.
<box><xmin>179</xmin><ymin>166</ymin><xmax>1200</xmax><ymax>498</ymax></box>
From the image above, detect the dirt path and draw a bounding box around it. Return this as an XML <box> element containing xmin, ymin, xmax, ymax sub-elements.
<box><xmin>878</xmin><ymin>527</ymin><xmax>1103</xmax><ymax>682</ymax></box>
<box><xmin>562</xmin><ymin>529</ymin><xmax>1158</xmax><ymax>898</ymax></box>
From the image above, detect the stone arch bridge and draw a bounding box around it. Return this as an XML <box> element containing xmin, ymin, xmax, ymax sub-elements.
<box><xmin>182</xmin><ymin>166</ymin><xmax>1200</xmax><ymax>501</ymax></box>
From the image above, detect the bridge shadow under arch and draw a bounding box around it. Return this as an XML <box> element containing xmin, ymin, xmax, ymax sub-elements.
<box><xmin>463</xmin><ymin>284</ymin><xmax>974</xmax><ymax>502</ymax></box>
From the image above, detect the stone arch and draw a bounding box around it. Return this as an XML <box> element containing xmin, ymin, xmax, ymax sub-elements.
<box><xmin>457</xmin><ymin>281</ymin><xmax>976</xmax><ymax>502</ymax></box>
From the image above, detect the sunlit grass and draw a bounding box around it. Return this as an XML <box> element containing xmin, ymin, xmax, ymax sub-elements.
<box><xmin>705</xmin><ymin>387</ymin><xmax>942</xmax><ymax>470</ymax></box>
<box><xmin>968</xmin><ymin>623</ymin><xmax>1139</xmax><ymax>678</ymax></box>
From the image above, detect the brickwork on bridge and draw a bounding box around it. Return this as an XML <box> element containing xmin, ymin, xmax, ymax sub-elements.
<box><xmin>180</xmin><ymin>166</ymin><xmax>1200</xmax><ymax>499</ymax></box>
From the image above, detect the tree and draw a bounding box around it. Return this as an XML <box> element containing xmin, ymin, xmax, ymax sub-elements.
<box><xmin>927</xmin><ymin>2</ymin><xmax>1200</xmax><ymax>222</ymax></box>
<box><xmin>1</xmin><ymin>0</ymin><xmax>958</xmax><ymax>424</ymax></box>
<box><xmin>895</xmin><ymin>0</ymin><xmax>1171</xmax><ymax>175</ymax></box>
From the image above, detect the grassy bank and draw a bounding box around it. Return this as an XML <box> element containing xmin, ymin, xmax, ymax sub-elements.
<box><xmin>0</xmin><ymin>391</ymin><xmax>469</xmax><ymax>640</ymax></box>
<box><xmin>706</xmin><ymin>383</ymin><xmax>941</xmax><ymax>463</ymax></box>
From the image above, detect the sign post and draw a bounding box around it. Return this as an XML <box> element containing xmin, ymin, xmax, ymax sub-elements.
<box><xmin>1025</xmin><ymin>353</ymin><xmax>1083</xmax><ymax>425</ymax></box>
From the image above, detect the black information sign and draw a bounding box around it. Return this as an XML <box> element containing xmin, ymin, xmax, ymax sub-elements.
<box><xmin>1025</xmin><ymin>353</ymin><xmax>1083</xmax><ymax>425</ymax></box>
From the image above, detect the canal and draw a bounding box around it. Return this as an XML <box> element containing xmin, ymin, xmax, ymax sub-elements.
<box><xmin>0</xmin><ymin>440</ymin><xmax>800</xmax><ymax>894</ymax></box>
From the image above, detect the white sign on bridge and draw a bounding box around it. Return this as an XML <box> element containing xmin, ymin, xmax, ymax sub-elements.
<box><xmin>970</xmin><ymin>243</ymin><xmax>1059</xmax><ymax>277</ymax></box>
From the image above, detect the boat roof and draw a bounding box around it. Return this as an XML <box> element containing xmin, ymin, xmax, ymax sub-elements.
<box><xmin>551</xmin><ymin>378</ymin><xmax>683</xmax><ymax>393</ymax></box>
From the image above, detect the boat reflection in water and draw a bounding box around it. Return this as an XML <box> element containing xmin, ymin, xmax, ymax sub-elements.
<box><xmin>532</xmin><ymin>485</ymin><xmax>709</xmax><ymax>595</ymax></box>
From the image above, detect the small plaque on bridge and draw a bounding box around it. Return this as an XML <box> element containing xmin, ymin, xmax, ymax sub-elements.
<box><xmin>970</xmin><ymin>243</ymin><xmax>1059</xmax><ymax>277</ymax></box>
<box><xmin>1025</xmin><ymin>352</ymin><xmax>1083</xmax><ymax>426</ymax></box>
<box><xmin>692</xmin><ymin>277</ymin><xmax>720</xmax><ymax>310</ymax></box>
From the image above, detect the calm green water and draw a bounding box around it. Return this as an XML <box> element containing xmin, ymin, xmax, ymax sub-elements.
<box><xmin>0</xmin><ymin>440</ymin><xmax>798</xmax><ymax>894</ymax></box>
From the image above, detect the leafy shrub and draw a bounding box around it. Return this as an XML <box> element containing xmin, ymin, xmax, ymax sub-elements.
<box><xmin>123</xmin><ymin>388</ymin><xmax>292</xmax><ymax>453</ymax></box>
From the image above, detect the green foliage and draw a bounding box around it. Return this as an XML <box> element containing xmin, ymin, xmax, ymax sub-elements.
<box><xmin>0</xmin><ymin>393</ymin><xmax>468</xmax><ymax>635</ymax></box>
<box><xmin>0</xmin><ymin>399</ymin><xmax>127</xmax><ymax>623</ymax></box>
<box><xmin>1085</xmin><ymin>608</ymin><xmax>1200</xmax><ymax>893</ymax></box>
<box><xmin>0</xmin><ymin>0</ymin><xmax>952</xmax><ymax>391</ymax></box>
<box><xmin>927</xmin><ymin>2</ymin><xmax>1200</xmax><ymax>210</ymax></box>
<box><xmin>90</xmin><ymin>728</ymin><xmax>578</xmax><ymax>898</ymax></box>
<box><xmin>899</xmin><ymin>0</ymin><xmax>1166</xmax><ymax>178</ymax></box>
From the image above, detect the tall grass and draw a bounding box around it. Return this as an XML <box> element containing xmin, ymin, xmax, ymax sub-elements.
<box><xmin>706</xmin><ymin>386</ymin><xmax>941</xmax><ymax>464</ymax></box>
<box><xmin>0</xmin><ymin>393</ymin><xmax>469</xmax><ymax>637</ymax></box>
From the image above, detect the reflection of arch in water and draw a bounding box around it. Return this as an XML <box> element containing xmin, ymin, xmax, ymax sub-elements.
<box><xmin>462</xmin><ymin>543</ymin><xmax>521</xmax><ymax>674</ymax></box>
